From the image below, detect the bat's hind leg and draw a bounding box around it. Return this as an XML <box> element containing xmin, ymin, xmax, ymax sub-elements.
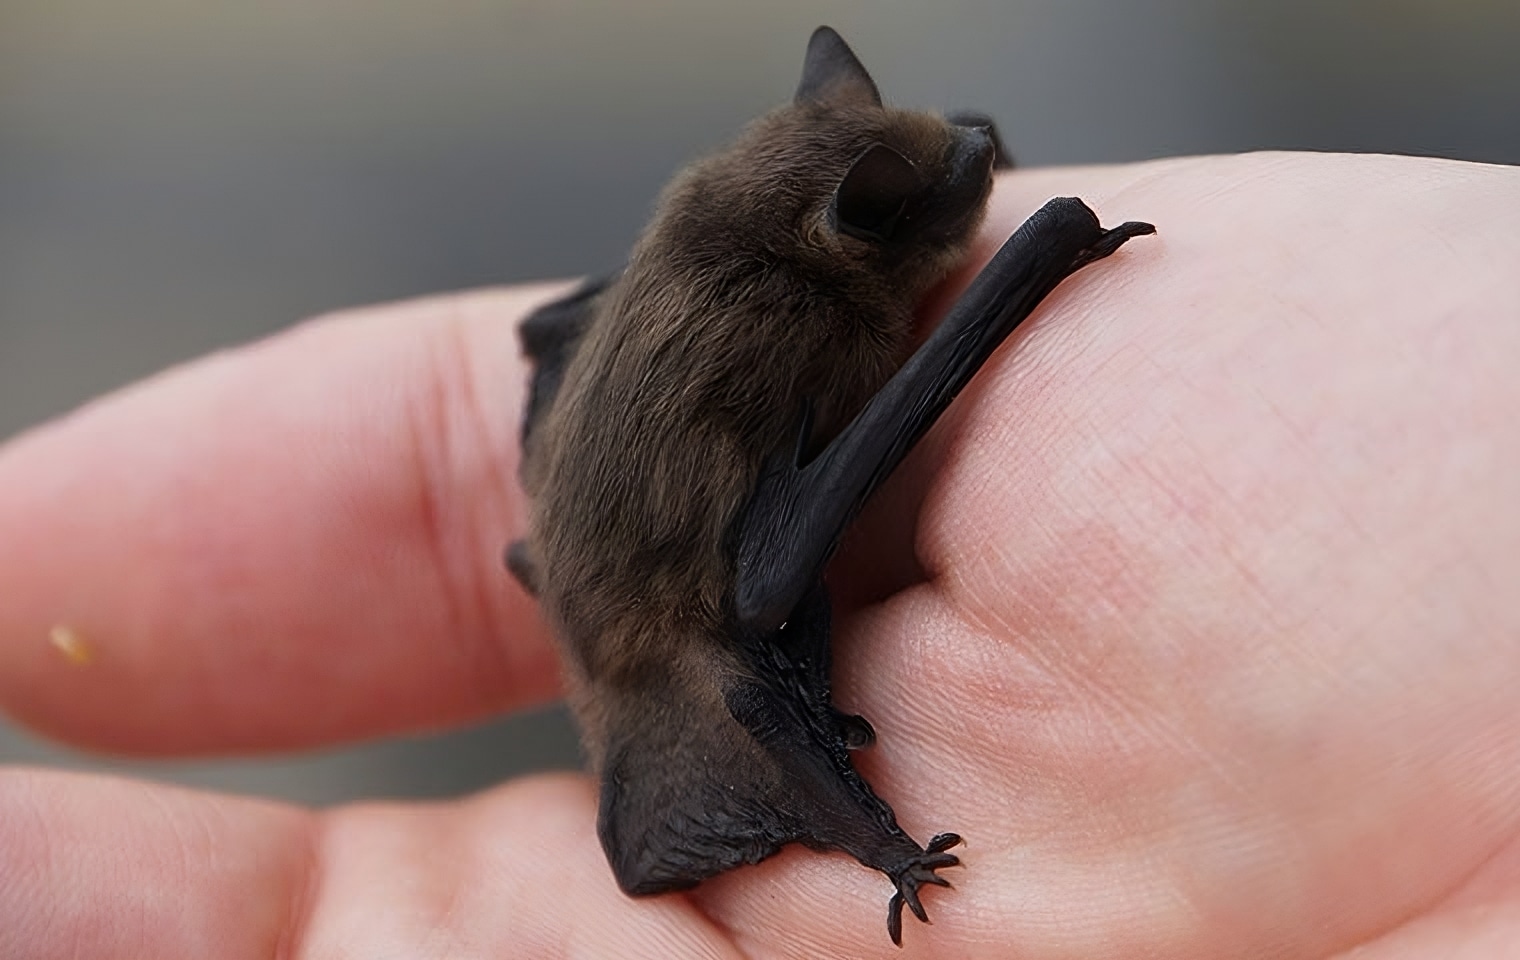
<box><xmin>737</xmin><ymin>582</ymin><xmax>963</xmax><ymax>944</ymax></box>
<box><xmin>727</xmin><ymin>673</ymin><xmax>962</xmax><ymax>942</ymax></box>
<box><xmin>817</xmin><ymin>793</ymin><xmax>963</xmax><ymax>946</ymax></box>
<box><xmin>883</xmin><ymin>832</ymin><xmax>963</xmax><ymax>946</ymax></box>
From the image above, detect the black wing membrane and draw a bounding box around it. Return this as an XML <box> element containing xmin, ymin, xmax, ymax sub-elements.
<box><xmin>517</xmin><ymin>271</ymin><xmax>620</xmax><ymax>458</ymax></box>
<box><xmin>602</xmin><ymin>583</ymin><xmax>951</xmax><ymax>923</ymax></box>
<box><xmin>507</xmin><ymin>271</ymin><xmax>619</xmax><ymax>592</ymax></box>
<box><xmin>734</xmin><ymin>197</ymin><xmax>1154</xmax><ymax>632</ymax></box>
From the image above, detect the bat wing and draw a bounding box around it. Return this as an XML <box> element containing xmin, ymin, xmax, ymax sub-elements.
<box><xmin>599</xmin><ymin>587</ymin><xmax>928</xmax><ymax>897</ymax></box>
<box><xmin>596</xmin><ymin>673</ymin><xmax>822</xmax><ymax>896</ymax></box>
<box><xmin>602</xmin><ymin>583</ymin><xmax>964</xmax><ymax>946</ymax></box>
<box><xmin>507</xmin><ymin>272</ymin><xmax>619</xmax><ymax>591</ymax></box>
<box><xmin>734</xmin><ymin>197</ymin><xmax>1154</xmax><ymax>632</ymax></box>
<box><xmin>598</xmin><ymin>733</ymin><xmax>797</xmax><ymax>895</ymax></box>
<box><xmin>516</xmin><ymin>271</ymin><xmax>619</xmax><ymax>465</ymax></box>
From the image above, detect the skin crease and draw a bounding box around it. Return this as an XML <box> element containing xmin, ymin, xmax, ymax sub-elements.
<box><xmin>1</xmin><ymin>151</ymin><xmax>1519</xmax><ymax>958</ymax></box>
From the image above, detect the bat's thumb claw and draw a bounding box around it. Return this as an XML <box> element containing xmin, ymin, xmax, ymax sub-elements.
<box><xmin>1078</xmin><ymin>219</ymin><xmax>1157</xmax><ymax>266</ymax></box>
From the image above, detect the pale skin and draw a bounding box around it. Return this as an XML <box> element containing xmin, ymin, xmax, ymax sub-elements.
<box><xmin>2</xmin><ymin>151</ymin><xmax>1519</xmax><ymax>959</ymax></box>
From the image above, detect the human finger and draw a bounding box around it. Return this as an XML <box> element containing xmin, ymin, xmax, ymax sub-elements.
<box><xmin>0</xmin><ymin>767</ymin><xmax>741</xmax><ymax>960</ymax></box>
<box><xmin>0</xmin><ymin>287</ymin><xmax>563</xmax><ymax>754</ymax></box>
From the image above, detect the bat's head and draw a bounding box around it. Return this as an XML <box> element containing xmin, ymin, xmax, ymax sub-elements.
<box><xmin>722</xmin><ymin>26</ymin><xmax>1000</xmax><ymax>296</ymax></box>
<box><xmin>791</xmin><ymin>26</ymin><xmax>996</xmax><ymax>253</ymax></box>
<box><xmin>637</xmin><ymin>26</ymin><xmax>1000</xmax><ymax>312</ymax></box>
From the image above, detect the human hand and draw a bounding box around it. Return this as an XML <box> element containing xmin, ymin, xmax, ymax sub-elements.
<box><xmin>2</xmin><ymin>152</ymin><xmax>1518</xmax><ymax>958</ymax></box>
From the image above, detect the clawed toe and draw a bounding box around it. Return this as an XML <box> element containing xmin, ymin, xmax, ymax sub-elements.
<box><xmin>922</xmin><ymin>851</ymin><xmax>959</xmax><ymax>872</ymax></box>
<box><xmin>886</xmin><ymin>892</ymin><xmax>906</xmax><ymax>946</ymax></box>
<box><xmin>884</xmin><ymin>836</ymin><xmax>965</xmax><ymax>946</ymax></box>
<box><xmin>927</xmin><ymin>832</ymin><xmax>962</xmax><ymax>854</ymax></box>
<box><xmin>902</xmin><ymin>881</ymin><xmax>928</xmax><ymax>923</ymax></box>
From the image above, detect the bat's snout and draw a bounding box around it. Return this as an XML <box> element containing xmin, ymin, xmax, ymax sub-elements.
<box><xmin>951</xmin><ymin>125</ymin><xmax>998</xmax><ymax>185</ymax></box>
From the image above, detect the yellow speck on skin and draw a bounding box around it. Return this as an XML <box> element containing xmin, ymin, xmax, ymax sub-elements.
<box><xmin>49</xmin><ymin>625</ymin><xmax>93</xmax><ymax>666</ymax></box>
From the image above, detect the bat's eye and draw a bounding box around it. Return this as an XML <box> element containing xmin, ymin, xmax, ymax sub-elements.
<box><xmin>832</xmin><ymin>144</ymin><xmax>920</xmax><ymax>243</ymax></box>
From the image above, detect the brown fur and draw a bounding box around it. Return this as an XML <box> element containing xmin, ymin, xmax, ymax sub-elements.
<box><xmin>507</xmin><ymin>32</ymin><xmax>1152</xmax><ymax>942</ymax></box>
<box><xmin>510</xmin><ymin>31</ymin><xmax>1021</xmax><ymax>935</ymax></box>
<box><xmin>525</xmin><ymin>101</ymin><xmax>988</xmax><ymax>749</ymax></box>
<box><xmin>503</xmin><ymin>29</ymin><xmax>1093</xmax><ymax>943</ymax></box>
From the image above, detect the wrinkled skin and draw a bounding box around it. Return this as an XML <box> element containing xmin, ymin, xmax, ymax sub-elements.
<box><xmin>2</xmin><ymin>152</ymin><xmax>1520</xmax><ymax>959</ymax></box>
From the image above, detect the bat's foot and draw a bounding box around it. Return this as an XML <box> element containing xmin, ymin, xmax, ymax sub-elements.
<box><xmin>885</xmin><ymin>832</ymin><xmax>963</xmax><ymax>946</ymax></box>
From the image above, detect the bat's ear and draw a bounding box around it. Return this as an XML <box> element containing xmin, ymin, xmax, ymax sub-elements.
<box><xmin>795</xmin><ymin>26</ymin><xmax>881</xmax><ymax>108</ymax></box>
<box><xmin>832</xmin><ymin>144</ymin><xmax>919</xmax><ymax>242</ymax></box>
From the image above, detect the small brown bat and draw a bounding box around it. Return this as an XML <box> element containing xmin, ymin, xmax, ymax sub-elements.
<box><xmin>507</xmin><ymin>26</ymin><xmax>1152</xmax><ymax>945</ymax></box>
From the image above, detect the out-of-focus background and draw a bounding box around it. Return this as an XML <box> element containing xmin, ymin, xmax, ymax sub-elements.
<box><xmin>3</xmin><ymin>0</ymin><xmax>1518</xmax><ymax>804</ymax></box>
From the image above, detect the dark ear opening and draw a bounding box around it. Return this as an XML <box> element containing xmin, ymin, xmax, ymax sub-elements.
<box><xmin>795</xmin><ymin>26</ymin><xmax>881</xmax><ymax>108</ymax></box>
<box><xmin>832</xmin><ymin>144</ymin><xmax>919</xmax><ymax>242</ymax></box>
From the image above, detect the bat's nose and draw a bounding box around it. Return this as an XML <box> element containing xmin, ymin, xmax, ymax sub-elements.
<box><xmin>951</xmin><ymin>125</ymin><xmax>997</xmax><ymax>182</ymax></box>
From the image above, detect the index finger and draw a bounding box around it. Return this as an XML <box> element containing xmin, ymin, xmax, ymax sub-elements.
<box><xmin>0</xmin><ymin>286</ymin><xmax>565</xmax><ymax>755</ymax></box>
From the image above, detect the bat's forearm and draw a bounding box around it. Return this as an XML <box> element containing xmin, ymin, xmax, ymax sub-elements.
<box><xmin>734</xmin><ymin>198</ymin><xmax>1154</xmax><ymax>634</ymax></box>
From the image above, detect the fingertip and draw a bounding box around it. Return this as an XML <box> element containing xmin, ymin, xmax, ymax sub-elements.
<box><xmin>0</xmin><ymin>286</ymin><xmax>571</xmax><ymax>754</ymax></box>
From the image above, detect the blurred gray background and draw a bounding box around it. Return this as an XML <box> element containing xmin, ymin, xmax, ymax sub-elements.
<box><xmin>3</xmin><ymin>0</ymin><xmax>1517</xmax><ymax>805</ymax></box>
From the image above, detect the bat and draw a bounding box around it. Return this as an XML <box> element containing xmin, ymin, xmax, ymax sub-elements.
<box><xmin>506</xmin><ymin>26</ymin><xmax>1153</xmax><ymax>946</ymax></box>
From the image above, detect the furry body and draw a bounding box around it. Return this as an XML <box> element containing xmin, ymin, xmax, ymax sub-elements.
<box><xmin>509</xmin><ymin>27</ymin><xmax>1153</xmax><ymax>945</ymax></box>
